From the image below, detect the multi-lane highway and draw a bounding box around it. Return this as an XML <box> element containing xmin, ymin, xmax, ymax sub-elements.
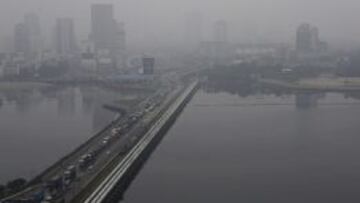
<box><xmin>81</xmin><ymin>80</ymin><xmax>199</xmax><ymax>203</ymax></box>
<box><xmin>1</xmin><ymin>75</ymin><xmax>199</xmax><ymax>203</ymax></box>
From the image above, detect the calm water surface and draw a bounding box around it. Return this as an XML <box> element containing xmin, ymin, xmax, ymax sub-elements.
<box><xmin>0</xmin><ymin>86</ymin><xmax>121</xmax><ymax>183</ymax></box>
<box><xmin>120</xmin><ymin>86</ymin><xmax>360</xmax><ymax>203</ymax></box>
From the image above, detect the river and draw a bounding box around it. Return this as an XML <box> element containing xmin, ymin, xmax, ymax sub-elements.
<box><xmin>119</xmin><ymin>82</ymin><xmax>360</xmax><ymax>203</ymax></box>
<box><xmin>0</xmin><ymin>85</ymin><xmax>142</xmax><ymax>184</ymax></box>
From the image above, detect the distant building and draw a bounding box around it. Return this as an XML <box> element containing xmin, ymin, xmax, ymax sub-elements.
<box><xmin>24</xmin><ymin>13</ymin><xmax>42</xmax><ymax>60</ymax></box>
<box><xmin>14</xmin><ymin>23</ymin><xmax>30</xmax><ymax>55</ymax></box>
<box><xmin>97</xmin><ymin>49</ymin><xmax>115</xmax><ymax>73</ymax></box>
<box><xmin>3</xmin><ymin>64</ymin><xmax>20</xmax><ymax>77</ymax></box>
<box><xmin>90</xmin><ymin>4</ymin><xmax>126</xmax><ymax>70</ymax></box>
<box><xmin>80</xmin><ymin>40</ymin><xmax>95</xmax><ymax>54</ymax></box>
<box><xmin>55</xmin><ymin>18</ymin><xmax>77</xmax><ymax>57</ymax></box>
<box><xmin>91</xmin><ymin>4</ymin><xmax>116</xmax><ymax>52</ymax></box>
<box><xmin>296</xmin><ymin>23</ymin><xmax>327</xmax><ymax>54</ymax></box>
<box><xmin>80</xmin><ymin>40</ymin><xmax>97</xmax><ymax>73</ymax></box>
<box><xmin>296</xmin><ymin>24</ymin><xmax>313</xmax><ymax>52</ymax></box>
<box><xmin>81</xmin><ymin>52</ymin><xmax>97</xmax><ymax>73</ymax></box>
<box><xmin>13</xmin><ymin>13</ymin><xmax>42</xmax><ymax>61</ymax></box>
<box><xmin>114</xmin><ymin>22</ymin><xmax>127</xmax><ymax>69</ymax></box>
<box><xmin>142</xmin><ymin>57</ymin><xmax>155</xmax><ymax>75</ymax></box>
<box><xmin>2</xmin><ymin>56</ymin><xmax>21</xmax><ymax>77</ymax></box>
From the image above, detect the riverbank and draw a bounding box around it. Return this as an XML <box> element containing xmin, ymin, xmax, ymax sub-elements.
<box><xmin>259</xmin><ymin>77</ymin><xmax>360</xmax><ymax>92</ymax></box>
<box><xmin>0</xmin><ymin>81</ymin><xmax>52</xmax><ymax>91</ymax></box>
<box><xmin>120</xmin><ymin>86</ymin><xmax>360</xmax><ymax>203</ymax></box>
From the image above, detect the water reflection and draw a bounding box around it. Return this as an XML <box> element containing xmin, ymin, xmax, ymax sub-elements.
<box><xmin>57</xmin><ymin>88</ymin><xmax>77</xmax><ymax>116</ymax></box>
<box><xmin>0</xmin><ymin>84</ymin><xmax>143</xmax><ymax>183</ymax></box>
<box><xmin>295</xmin><ymin>93</ymin><xmax>324</xmax><ymax>109</ymax></box>
<box><xmin>119</xmin><ymin>80</ymin><xmax>360</xmax><ymax>203</ymax></box>
<box><xmin>203</xmin><ymin>80</ymin><xmax>360</xmax><ymax>110</ymax></box>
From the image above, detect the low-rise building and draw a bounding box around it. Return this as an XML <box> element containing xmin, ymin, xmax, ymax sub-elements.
<box><xmin>81</xmin><ymin>52</ymin><xmax>97</xmax><ymax>73</ymax></box>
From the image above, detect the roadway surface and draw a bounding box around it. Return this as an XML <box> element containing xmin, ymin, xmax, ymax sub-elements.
<box><xmin>82</xmin><ymin>80</ymin><xmax>199</xmax><ymax>203</ymax></box>
<box><xmin>2</xmin><ymin>74</ymin><xmax>198</xmax><ymax>203</ymax></box>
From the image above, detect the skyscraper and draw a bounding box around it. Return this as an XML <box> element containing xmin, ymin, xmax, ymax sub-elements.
<box><xmin>55</xmin><ymin>18</ymin><xmax>77</xmax><ymax>57</ymax></box>
<box><xmin>90</xmin><ymin>4</ymin><xmax>116</xmax><ymax>52</ymax></box>
<box><xmin>24</xmin><ymin>13</ymin><xmax>42</xmax><ymax>60</ymax></box>
<box><xmin>14</xmin><ymin>23</ymin><xmax>30</xmax><ymax>55</ymax></box>
<box><xmin>90</xmin><ymin>4</ymin><xmax>127</xmax><ymax>69</ymax></box>
<box><xmin>114</xmin><ymin>22</ymin><xmax>127</xmax><ymax>68</ymax></box>
<box><xmin>14</xmin><ymin>13</ymin><xmax>42</xmax><ymax>61</ymax></box>
<box><xmin>296</xmin><ymin>23</ymin><xmax>311</xmax><ymax>52</ymax></box>
<box><xmin>296</xmin><ymin>23</ymin><xmax>323</xmax><ymax>53</ymax></box>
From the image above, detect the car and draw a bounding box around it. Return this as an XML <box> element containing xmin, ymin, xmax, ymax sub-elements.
<box><xmin>102</xmin><ymin>140</ymin><xmax>108</xmax><ymax>145</ymax></box>
<box><xmin>78</xmin><ymin>154</ymin><xmax>95</xmax><ymax>170</ymax></box>
<box><xmin>45</xmin><ymin>175</ymin><xmax>63</xmax><ymax>197</ymax></box>
<box><xmin>63</xmin><ymin>165</ymin><xmax>77</xmax><ymax>186</ymax></box>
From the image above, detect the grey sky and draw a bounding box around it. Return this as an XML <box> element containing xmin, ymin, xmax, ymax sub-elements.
<box><xmin>1</xmin><ymin>0</ymin><xmax>360</xmax><ymax>48</ymax></box>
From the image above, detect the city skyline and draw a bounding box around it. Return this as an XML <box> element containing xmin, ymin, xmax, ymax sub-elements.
<box><xmin>2</xmin><ymin>1</ymin><xmax>360</xmax><ymax>203</ymax></box>
<box><xmin>1</xmin><ymin>0</ymin><xmax>360</xmax><ymax>50</ymax></box>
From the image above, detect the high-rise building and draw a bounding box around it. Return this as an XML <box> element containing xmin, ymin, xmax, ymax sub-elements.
<box><xmin>14</xmin><ymin>23</ymin><xmax>30</xmax><ymax>55</ymax></box>
<box><xmin>296</xmin><ymin>23</ymin><xmax>325</xmax><ymax>53</ymax></box>
<box><xmin>14</xmin><ymin>13</ymin><xmax>42</xmax><ymax>61</ymax></box>
<box><xmin>24</xmin><ymin>13</ymin><xmax>42</xmax><ymax>60</ymax></box>
<box><xmin>55</xmin><ymin>18</ymin><xmax>77</xmax><ymax>57</ymax></box>
<box><xmin>91</xmin><ymin>4</ymin><xmax>116</xmax><ymax>52</ymax></box>
<box><xmin>296</xmin><ymin>23</ymin><xmax>312</xmax><ymax>52</ymax></box>
<box><xmin>213</xmin><ymin>20</ymin><xmax>228</xmax><ymax>43</ymax></box>
<box><xmin>90</xmin><ymin>4</ymin><xmax>126</xmax><ymax>70</ymax></box>
<box><xmin>114</xmin><ymin>22</ymin><xmax>127</xmax><ymax>68</ymax></box>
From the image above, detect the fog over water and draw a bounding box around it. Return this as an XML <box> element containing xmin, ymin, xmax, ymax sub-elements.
<box><xmin>119</xmin><ymin>86</ymin><xmax>360</xmax><ymax>203</ymax></box>
<box><xmin>1</xmin><ymin>0</ymin><xmax>360</xmax><ymax>49</ymax></box>
<box><xmin>2</xmin><ymin>0</ymin><xmax>360</xmax><ymax>201</ymax></box>
<box><xmin>0</xmin><ymin>87</ymin><xmax>118</xmax><ymax>183</ymax></box>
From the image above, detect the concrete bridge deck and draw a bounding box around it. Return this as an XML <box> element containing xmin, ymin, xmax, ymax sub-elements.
<box><xmin>81</xmin><ymin>80</ymin><xmax>199</xmax><ymax>203</ymax></box>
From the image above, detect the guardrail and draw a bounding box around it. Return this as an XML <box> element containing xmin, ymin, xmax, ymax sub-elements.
<box><xmin>83</xmin><ymin>80</ymin><xmax>199</xmax><ymax>203</ymax></box>
<box><xmin>1</xmin><ymin>115</ymin><xmax>121</xmax><ymax>202</ymax></box>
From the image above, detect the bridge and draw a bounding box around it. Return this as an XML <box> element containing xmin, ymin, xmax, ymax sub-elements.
<box><xmin>1</xmin><ymin>77</ymin><xmax>199</xmax><ymax>203</ymax></box>
<box><xmin>80</xmin><ymin>80</ymin><xmax>199</xmax><ymax>203</ymax></box>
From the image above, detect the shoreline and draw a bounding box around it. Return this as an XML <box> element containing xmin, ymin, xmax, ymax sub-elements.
<box><xmin>258</xmin><ymin>78</ymin><xmax>360</xmax><ymax>92</ymax></box>
<box><xmin>0</xmin><ymin>81</ymin><xmax>52</xmax><ymax>91</ymax></box>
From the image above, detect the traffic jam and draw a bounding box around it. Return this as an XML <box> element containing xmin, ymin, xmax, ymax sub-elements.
<box><xmin>2</xmin><ymin>89</ymin><xmax>169</xmax><ymax>203</ymax></box>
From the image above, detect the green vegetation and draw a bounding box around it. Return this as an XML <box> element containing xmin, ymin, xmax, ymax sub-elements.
<box><xmin>6</xmin><ymin>178</ymin><xmax>27</xmax><ymax>194</ymax></box>
<box><xmin>0</xmin><ymin>178</ymin><xmax>28</xmax><ymax>199</ymax></box>
<box><xmin>0</xmin><ymin>184</ymin><xmax>5</xmax><ymax>199</ymax></box>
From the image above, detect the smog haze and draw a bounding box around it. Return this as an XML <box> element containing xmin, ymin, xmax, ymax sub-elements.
<box><xmin>1</xmin><ymin>0</ymin><xmax>360</xmax><ymax>49</ymax></box>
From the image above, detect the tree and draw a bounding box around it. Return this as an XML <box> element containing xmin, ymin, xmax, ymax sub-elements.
<box><xmin>6</xmin><ymin>178</ymin><xmax>27</xmax><ymax>193</ymax></box>
<box><xmin>0</xmin><ymin>184</ymin><xmax>5</xmax><ymax>198</ymax></box>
